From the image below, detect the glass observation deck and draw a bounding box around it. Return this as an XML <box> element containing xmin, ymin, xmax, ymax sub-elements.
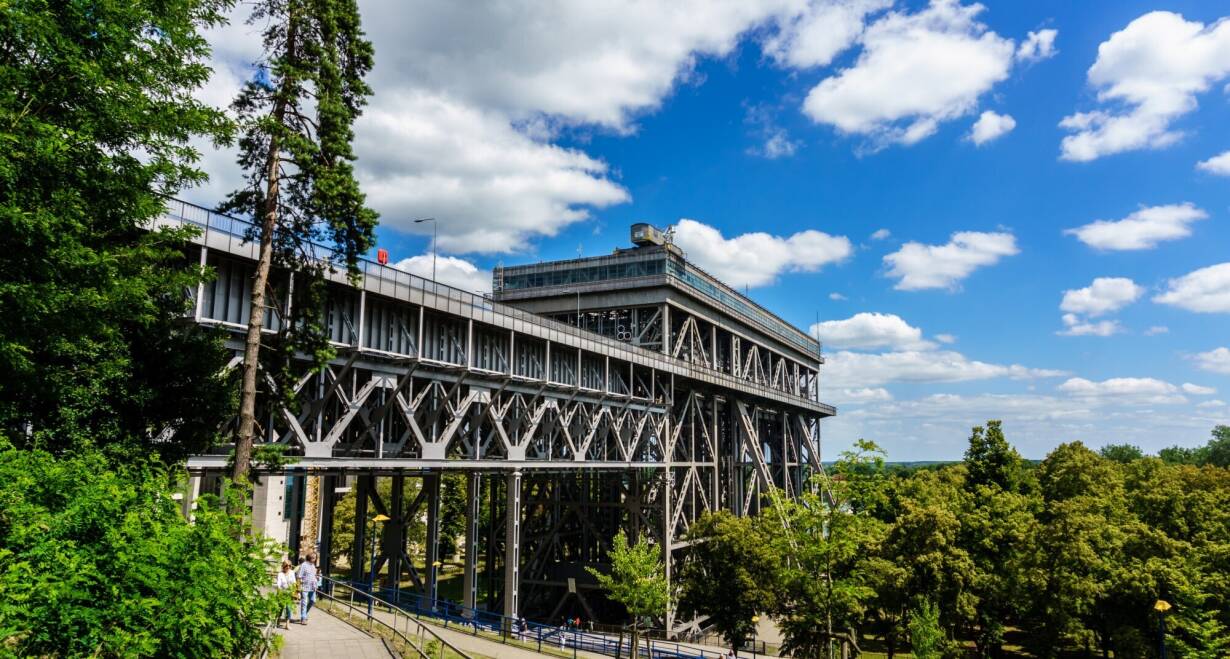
<box><xmin>493</xmin><ymin>247</ymin><xmax>821</xmax><ymax>359</ymax></box>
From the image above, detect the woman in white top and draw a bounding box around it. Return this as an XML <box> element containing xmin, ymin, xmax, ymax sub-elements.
<box><xmin>275</xmin><ymin>559</ymin><xmax>298</xmax><ymax>628</ymax></box>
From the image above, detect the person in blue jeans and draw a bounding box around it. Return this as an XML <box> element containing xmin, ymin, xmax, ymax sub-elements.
<box><xmin>296</xmin><ymin>552</ymin><xmax>318</xmax><ymax>624</ymax></box>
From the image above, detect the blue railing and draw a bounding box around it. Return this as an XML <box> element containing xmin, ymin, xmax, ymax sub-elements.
<box><xmin>323</xmin><ymin>577</ymin><xmax>727</xmax><ymax>659</ymax></box>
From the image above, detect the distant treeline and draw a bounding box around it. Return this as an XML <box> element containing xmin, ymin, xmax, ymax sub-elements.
<box><xmin>680</xmin><ymin>423</ymin><xmax>1230</xmax><ymax>658</ymax></box>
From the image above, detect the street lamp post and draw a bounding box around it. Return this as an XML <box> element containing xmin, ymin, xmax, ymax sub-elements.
<box><xmin>1155</xmin><ymin>599</ymin><xmax>1172</xmax><ymax>659</ymax></box>
<box><xmin>414</xmin><ymin>218</ymin><xmax>437</xmax><ymax>282</ymax></box>
<box><xmin>368</xmin><ymin>513</ymin><xmax>390</xmax><ymax>617</ymax></box>
<box><xmin>431</xmin><ymin>560</ymin><xmax>442</xmax><ymax>611</ymax></box>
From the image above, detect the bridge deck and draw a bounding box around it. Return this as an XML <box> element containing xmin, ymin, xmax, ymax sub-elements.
<box><xmin>157</xmin><ymin>200</ymin><xmax>834</xmax><ymax>418</ymax></box>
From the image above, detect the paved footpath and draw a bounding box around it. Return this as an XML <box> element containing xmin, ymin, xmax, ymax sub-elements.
<box><xmin>275</xmin><ymin>607</ymin><xmax>390</xmax><ymax>659</ymax></box>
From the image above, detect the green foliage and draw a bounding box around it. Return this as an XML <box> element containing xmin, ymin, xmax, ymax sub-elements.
<box><xmin>1172</xmin><ymin>603</ymin><xmax>1230</xmax><ymax>658</ymax></box>
<box><xmin>0</xmin><ymin>447</ymin><xmax>279</xmax><ymax>657</ymax></box>
<box><xmin>677</xmin><ymin>422</ymin><xmax>1230</xmax><ymax>657</ymax></box>
<box><xmin>588</xmin><ymin>530</ymin><xmax>669</xmax><ymax>620</ymax></box>
<box><xmin>1100</xmin><ymin>443</ymin><xmax>1145</xmax><ymax>463</ymax></box>
<box><xmin>587</xmin><ymin>530</ymin><xmax>669</xmax><ymax>658</ymax></box>
<box><xmin>0</xmin><ymin>0</ymin><xmax>236</xmax><ymax>459</ymax></box>
<box><xmin>1158</xmin><ymin>425</ymin><xmax>1230</xmax><ymax>468</ymax></box>
<box><xmin>1160</xmin><ymin>445</ymin><xmax>1200</xmax><ymax>465</ymax></box>
<box><xmin>963</xmin><ymin>420</ymin><xmax>1024</xmax><ymax>493</ymax></box>
<box><xmin>769</xmin><ymin>440</ymin><xmax>888</xmax><ymax>658</ymax></box>
<box><xmin>439</xmin><ymin>473</ymin><xmax>467</xmax><ymax>558</ymax></box>
<box><xmin>679</xmin><ymin>511</ymin><xmax>778</xmax><ymax>650</ymax></box>
<box><xmin>908</xmin><ymin>599</ymin><xmax>945</xmax><ymax>659</ymax></box>
<box><xmin>330</xmin><ymin>478</ymin><xmax>426</xmax><ymax>572</ymax></box>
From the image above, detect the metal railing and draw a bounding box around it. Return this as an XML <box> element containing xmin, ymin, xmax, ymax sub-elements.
<box><xmin>158</xmin><ymin>197</ymin><xmax>833</xmax><ymax>415</ymax></box>
<box><xmin>313</xmin><ymin>580</ymin><xmax>473</xmax><ymax>659</ymax></box>
<box><xmin>326</xmin><ymin>577</ymin><xmax>728</xmax><ymax>659</ymax></box>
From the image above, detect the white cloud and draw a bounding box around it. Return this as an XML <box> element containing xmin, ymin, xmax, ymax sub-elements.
<box><xmin>1016</xmin><ymin>28</ymin><xmax>1058</xmax><ymax>62</ymax></box>
<box><xmin>831</xmin><ymin>387</ymin><xmax>894</xmax><ymax>404</ymax></box>
<box><xmin>1058</xmin><ymin>377</ymin><xmax>1186</xmax><ymax>404</ymax></box>
<box><xmin>801</xmin><ymin>0</ymin><xmax>1015</xmax><ymax>146</ymax></box>
<box><xmin>672</xmin><ymin>219</ymin><xmax>851</xmax><ymax>288</ymax></box>
<box><xmin>1057</xmin><ymin>314</ymin><xmax>1122</xmax><ymax>337</ymax></box>
<box><xmin>1193</xmin><ymin>347</ymin><xmax>1230</xmax><ymax>374</ymax></box>
<box><xmin>1059</xmin><ymin>11</ymin><xmax>1230</xmax><ymax>161</ymax></box>
<box><xmin>758</xmin><ymin>130</ymin><xmax>800</xmax><ymax>159</ymax></box>
<box><xmin>1145</xmin><ymin>325</ymin><xmax>1169</xmax><ymax>336</ymax></box>
<box><xmin>1196</xmin><ymin>150</ymin><xmax>1230</xmax><ymax>175</ymax></box>
<box><xmin>1060</xmin><ymin>277</ymin><xmax>1142</xmax><ymax>316</ymax></box>
<box><xmin>1063</xmin><ymin>203</ymin><xmax>1208</xmax><ymax>251</ymax></box>
<box><xmin>935</xmin><ymin>333</ymin><xmax>956</xmax><ymax>344</ymax></box>
<box><xmin>883</xmin><ymin>231</ymin><xmax>1018</xmax><ymax>291</ymax></box>
<box><xmin>200</xmin><ymin>1</ymin><xmax>848</xmax><ymax>255</ymax></box>
<box><xmin>764</xmin><ymin>0</ymin><xmax>891</xmax><ymax>69</ymax></box>
<box><xmin>1198</xmin><ymin>400</ymin><xmax>1226</xmax><ymax>409</ymax></box>
<box><xmin>361</xmin><ymin>0</ymin><xmax>796</xmax><ymax>131</ymax></box>
<box><xmin>355</xmin><ymin>91</ymin><xmax>629</xmax><ymax>253</ymax></box>
<box><xmin>1154</xmin><ymin>262</ymin><xmax>1230</xmax><ymax>313</ymax></box>
<box><xmin>809</xmin><ymin>312</ymin><xmax>934</xmax><ymax>351</ymax></box>
<box><xmin>1182</xmin><ymin>383</ymin><xmax>1216</xmax><ymax>395</ymax></box>
<box><xmin>825</xmin><ymin>388</ymin><xmax>1223</xmax><ymax>461</ymax></box>
<box><xmin>870</xmin><ymin>228</ymin><xmax>891</xmax><ymax>240</ymax></box>
<box><xmin>392</xmin><ymin>254</ymin><xmax>493</xmax><ymax>293</ymax></box>
<box><xmin>967</xmin><ymin>110</ymin><xmax>1016</xmax><ymax>145</ymax></box>
<box><xmin>829</xmin><ymin>292</ymin><xmax>847</xmax><ymax>301</ymax></box>
<box><xmin>823</xmin><ymin>349</ymin><xmax>1065</xmax><ymax>389</ymax></box>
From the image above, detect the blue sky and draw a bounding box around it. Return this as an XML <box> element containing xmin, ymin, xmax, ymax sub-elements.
<box><xmin>196</xmin><ymin>1</ymin><xmax>1230</xmax><ymax>460</ymax></box>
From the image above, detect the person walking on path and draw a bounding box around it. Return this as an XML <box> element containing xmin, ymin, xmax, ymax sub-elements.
<box><xmin>275</xmin><ymin>559</ymin><xmax>298</xmax><ymax>628</ymax></box>
<box><xmin>296</xmin><ymin>552</ymin><xmax>319</xmax><ymax>624</ymax></box>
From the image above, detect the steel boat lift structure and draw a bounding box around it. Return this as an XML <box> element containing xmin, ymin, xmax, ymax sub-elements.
<box><xmin>167</xmin><ymin>199</ymin><xmax>835</xmax><ymax>636</ymax></box>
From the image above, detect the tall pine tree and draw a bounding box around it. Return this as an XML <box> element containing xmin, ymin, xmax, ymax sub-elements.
<box><xmin>223</xmin><ymin>0</ymin><xmax>377</xmax><ymax>482</ymax></box>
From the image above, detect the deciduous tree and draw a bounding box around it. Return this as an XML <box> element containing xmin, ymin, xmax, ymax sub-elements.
<box><xmin>771</xmin><ymin>439</ymin><xmax>888</xmax><ymax>658</ymax></box>
<box><xmin>679</xmin><ymin>511</ymin><xmax>778</xmax><ymax>651</ymax></box>
<box><xmin>0</xmin><ymin>0</ymin><xmax>236</xmax><ymax>459</ymax></box>
<box><xmin>587</xmin><ymin>530</ymin><xmax>669</xmax><ymax>659</ymax></box>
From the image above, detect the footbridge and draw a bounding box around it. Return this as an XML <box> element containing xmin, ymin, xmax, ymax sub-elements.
<box><xmin>164</xmin><ymin>199</ymin><xmax>834</xmax><ymax>636</ymax></box>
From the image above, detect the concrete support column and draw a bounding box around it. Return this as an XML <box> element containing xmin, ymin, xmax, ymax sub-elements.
<box><xmin>252</xmin><ymin>475</ymin><xmax>288</xmax><ymax>547</ymax></box>
<box><xmin>503</xmin><ymin>469</ymin><xmax>522</xmax><ymax>618</ymax></box>
<box><xmin>425</xmin><ymin>473</ymin><xmax>442</xmax><ymax>608</ymax></box>
<box><xmin>180</xmin><ymin>474</ymin><xmax>201</xmax><ymax>520</ymax></box>
<box><xmin>463</xmin><ymin>473</ymin><xmax>482</xmax><ymax>613</ymax></box>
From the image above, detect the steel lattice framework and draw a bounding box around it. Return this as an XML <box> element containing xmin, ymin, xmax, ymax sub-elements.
<box><xmin>167</xmin><ymin>199</ymin><xmax>834</xmax><ymax>636</ymax></box>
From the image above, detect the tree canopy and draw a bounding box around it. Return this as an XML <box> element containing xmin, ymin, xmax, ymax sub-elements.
<box><xmin>0</xmin><ymin>0</ymin><xmax>235</xmax><ymax>460</ymax></box>
<box><xmin>680</xmin><ymin>424</ymin><xmax>1230</xmax><ymax>657</ymax></box>
<box><xmin>679</xmin><ymin>511</ymin><xmax>778</xmax><ymax>650</ymax></box>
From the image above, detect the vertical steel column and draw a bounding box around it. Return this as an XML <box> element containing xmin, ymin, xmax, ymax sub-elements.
<box><xmin>662</xmin><ymin>468</ymin><xmax>675</xmax><ymax>635</ymax></box>
<box><xmin>485</xmin><ymin>476</ymin><xmax>499</xmax><ymax>611</ymax></box>
<box><xmin>351</xmin><ymin>474</ymin><xmax>371</xmax><ymax>581</ymax></box>
<box><xmin>389</xmin><ymin>475</ymin><xmax>405</xmax><ymax>590</ymax></box>
<box><xmin>319</xmin><ymin>474</ymin><xmax>337</xmax><ymax>577</ymax></box>
<box><xmin>425</xmin><ymin>473</ymin><xmax>442</xmax><ymax>607</ymax></box>
<box><xmin>463</xmin><ymin>472</ymin><xmax>482</xmax><ymax>613</ymax></box>
<box><xmin>503</xmin><ymin>469</ymin><xmax>522</xmax><ymax>618</ymax></box>
<box><xmin>662</xmin><ymin>304</ymin><xmax>671</xmax><ymax>355</ymax></box>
